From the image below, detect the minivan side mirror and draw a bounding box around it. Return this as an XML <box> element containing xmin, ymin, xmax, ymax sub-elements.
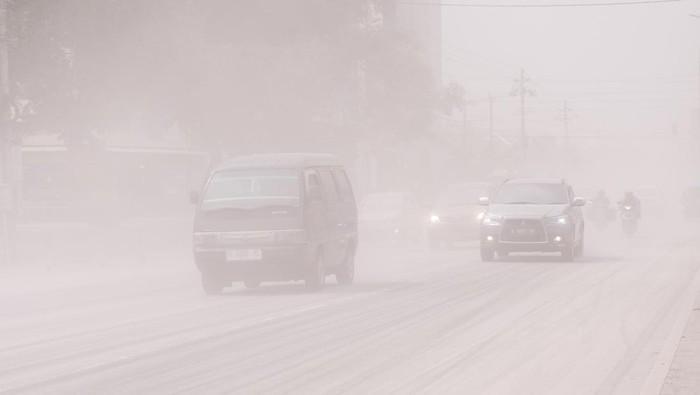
<box><xmin>572</xmin><ymin>197</ymin><xmax>586</xmax><ymax>207</ymax></box>
<box><xmin>189</xmin><ymin>190</ymin><xmax>200</xmax><ymax>205</ymax></box>
<box><xmin>478</xmin><ymin>196</ymin><xmax>490</xmax><ymax>206</ymax></box>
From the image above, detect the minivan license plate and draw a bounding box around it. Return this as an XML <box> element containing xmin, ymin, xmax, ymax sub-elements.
<box><xmin>226</xmin><ymin>249</ymin><xmax>262</xmax><ymax>261</ymax></box>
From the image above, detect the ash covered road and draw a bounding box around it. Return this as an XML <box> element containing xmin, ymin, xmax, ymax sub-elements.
<box><xmin>1</xmin><ymin>223</ymin><xmax>699</xmax><ymax>394</ymax></box>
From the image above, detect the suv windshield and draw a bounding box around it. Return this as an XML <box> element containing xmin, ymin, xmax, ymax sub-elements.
<box><xmin>202</xmin><ymin>169</ymin><xmax>300</xmax><ymax>210</ymax></box>
<box><xmin>493</xmin><ymin>183</ymin><xmax>569</xmax><ymax>205</ymax></box>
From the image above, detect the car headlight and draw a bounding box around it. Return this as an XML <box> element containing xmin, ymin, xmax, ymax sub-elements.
<box><xmin>476</xmin><ymin>212</ymin><xmax>485</xmax><ymax>222</ymax></box>
<box><xmin>546</xmin><ymin>215</ymin><xmax>569</xmax><ymax>225</ymax></box>
<box><xmin>482</xmin><ymin>214</ymin><xmax>502</xmax><ymax>226</ymax></box>
<box><xmin>429</xmin><ymin>214</ymin><xmax>441</xmax><ymax>224</ymax></box>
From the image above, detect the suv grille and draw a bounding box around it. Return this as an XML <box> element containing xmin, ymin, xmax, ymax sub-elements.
<box><xmin>501</xmin><ymin>219</ymin><xmax>546</xmax><ymax>242</ymax></box>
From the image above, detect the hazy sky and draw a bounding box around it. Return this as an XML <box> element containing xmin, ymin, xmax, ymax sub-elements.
<box><xmin>440</xmin><ymin>0</ymin><xmax>700</xmax><ymax>139</ymax></box>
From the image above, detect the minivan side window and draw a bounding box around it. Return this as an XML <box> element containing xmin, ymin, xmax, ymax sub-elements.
<box><xmin>317</xmin><ymin>168</ymin><xmax>339</xmax><ymax>202</ymax></box>
<box><xmin>332</xmin><ymin>168</ymin><xmax>354</xmax><ymax>202</ymax></box>
<box><xmin>305</xmin><ymin>170</ymin><xmax>321</xmax><ymax>198</ymax></box>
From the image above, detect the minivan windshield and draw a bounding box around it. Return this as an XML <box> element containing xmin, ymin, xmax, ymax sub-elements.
<box><xmin>492</xmin><ymin>183</ymin><xmax>569</xmax><ymax>205</ymax></box>
<box><xmin>201</xmin><ymin>169</ymin><xmax>300</xmax><ymax>210</ymax></box>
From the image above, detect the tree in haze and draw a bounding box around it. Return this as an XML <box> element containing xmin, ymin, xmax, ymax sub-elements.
<box><xmin>6</xmin><ymin>0</ymin><xmax>439</xmax><ymax>156</ymax></box>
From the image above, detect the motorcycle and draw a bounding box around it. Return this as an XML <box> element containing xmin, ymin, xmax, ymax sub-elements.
<box><xmin>619</xmin><ymin>204</ymin><xmax>638</xmax><ymax>235</ymax></box>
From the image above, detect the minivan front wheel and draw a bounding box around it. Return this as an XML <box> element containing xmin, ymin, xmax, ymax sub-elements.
<box><xmin>305</xmin><ymin>254</ymin><xmax>326</xmax><ymax>291</ymax></box>
<box><xmin>201</xmin><ymin>274</ymin><xmax>225</xmax><ymax>295</ymax></box>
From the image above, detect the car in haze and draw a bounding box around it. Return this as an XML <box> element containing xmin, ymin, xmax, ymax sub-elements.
<box><xmin>479</xmin><ymin>178</ymin><xmax>586</xmax><ymax>262</ymax></box>
<box><xmin>358</xmin><ymin>192</ymin><xmax>424</xmax><ymax>243</ymax></box>
<box><xmin>427</xmin><ymin>182</ymin><xmax>491</xmax><ymax>248</ymax></box>
<box><xmin>191</xmin><ymin>154</ymin><xmax>357</xmax><ymax>294</ymax></box>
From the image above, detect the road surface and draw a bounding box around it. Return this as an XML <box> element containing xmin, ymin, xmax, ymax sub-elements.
<box><xmin>1</xmin><ymin>221</ymin><xmax>699</xmax><ymax>394</ymax></box>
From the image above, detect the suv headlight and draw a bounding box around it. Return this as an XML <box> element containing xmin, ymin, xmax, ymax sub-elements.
<box><xmin>429</xmin><ymin>214</ymin><xmax>441</xmax><ymax>224</ymax></box>
<box><xmin>482</xmin><ymin>214</ymin><xmax>502</xmax><ymax>226</ymax></box>
<box><xmin>546</xmin><ymin>215</ymin><xmax>569</xmax><ymax>225</ymax></box>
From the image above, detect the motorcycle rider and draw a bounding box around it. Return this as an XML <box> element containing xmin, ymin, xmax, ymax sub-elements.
<box><xmin>618</xmin><ymin>191</ymin><xmax>641</xmax><ymax>219</ymax></box>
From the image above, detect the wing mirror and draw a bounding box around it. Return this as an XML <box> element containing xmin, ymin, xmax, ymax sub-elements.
<box><xmin>478</xmin><ymin>196</ymin><xmax>490</xmax><ymax>206</ymax></box>
<box><xmin>189</xmin><ymin>190</ymin><xmax>200</xmax><ymax>205</ymax></box>
<box><xmin>572</xmin><ymin>197</ymin><xmax>586</xmax><ymax>207</ymax></box>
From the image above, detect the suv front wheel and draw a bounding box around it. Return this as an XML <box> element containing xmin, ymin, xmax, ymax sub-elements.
<box><xmin>560</xmin><ymin>243</ymin><xmax>575</xmax><ymax>262</ymax></box>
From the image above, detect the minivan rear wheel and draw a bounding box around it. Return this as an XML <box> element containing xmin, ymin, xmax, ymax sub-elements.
<box><xmin>335</xmin><ymin>251</ymin><xmax>355</xmax><ymax>286</ymax></box>
<box><xmin>305</xmin><ymin>254</ymin><xmax>326</xmax><ymax>291</ymax></box>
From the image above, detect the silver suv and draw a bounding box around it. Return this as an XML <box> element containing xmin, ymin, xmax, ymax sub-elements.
<box><xmin>479</xmin><ymin>179</ymin><xmax>586</xmax><ymax>262</ymax></box>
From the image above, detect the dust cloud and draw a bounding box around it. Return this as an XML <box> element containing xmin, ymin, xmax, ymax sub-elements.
<box><xmin>0</xmin><ymin>1</ymin><xmax>699</xmax><ymax>393</ymax></box>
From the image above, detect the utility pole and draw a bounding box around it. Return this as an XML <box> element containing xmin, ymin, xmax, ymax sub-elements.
<box><xmin>511</xmin><ymin>68</ymin><xmax>535</xmax><ymax>156</ymax></box>
<box><xmin>461</xmin><ymin>99</ymin><xmax>477</xmax><ymax>157</ymax></box>
<box><xmin>488</xmin><ymin>94</ymin><xmax>494</xmax><ymax>152</ymax></box>
<box><xmin>462</xmin><ymin>101</ymin><xmax>468</xmax><ymax>154</ymax></box>
<box><xmin>561</xmin><ymin>100</ymin><xmax>571</xmax><ymax>146</ymax></box>
<box><xmin>0</xmin><ymin>0</ymin><xmax>14</xmax><ymax>265</ymax></box>
<box><xmin>0</xmin><ymin>0</ymin><xmax>9</xmax><ymax>263</ymax></box>
<box><xmin>692</xmin><ymin>14</ymin><xmax>700</xmax><ymax>141</ymax></box>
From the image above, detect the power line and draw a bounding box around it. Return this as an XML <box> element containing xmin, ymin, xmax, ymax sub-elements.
<box><xmin>401</xmin><ymin>0</ymin><xmax>682</xmax><ymax>8</ymax></box>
